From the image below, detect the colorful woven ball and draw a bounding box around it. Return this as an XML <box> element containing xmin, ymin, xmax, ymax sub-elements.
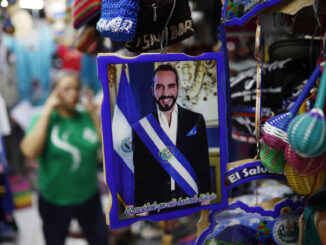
<box><xmin>262</xmin><ymin>112</ymin><xmax>293</xmax><ymax>151</ymax></box>
<box><xmin>263</xmin><ymin>65</ymin><xmax>321</xmax><ymax>152</ymax></box>
<box><xmin>285</xmin><ymin>144</ymin><xmax>326</xmax><ymax>176</ymax></box>
<box><xmin>285</xmin><ymin>163</ymin><xmax>325</xmax><ymax>195</ymax></box>
<box><xmin>260</xmin><ymin>144</ymin><xmax>286</xmax><ymax>173</ymax></box>
<box><xmin>287</xmin><ymin>108</ymin><xmax>326</xmax><ymax>158</ymax></box>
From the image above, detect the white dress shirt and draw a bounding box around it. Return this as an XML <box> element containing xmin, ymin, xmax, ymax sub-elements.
<box><xmin>157</xmin><ymin>105</ymin><xmax>178</xmax><ymax>191</ymax></box>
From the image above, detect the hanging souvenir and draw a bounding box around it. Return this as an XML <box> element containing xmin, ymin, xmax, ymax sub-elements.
<box><xmin>125</xmin><ymin>0</ymin><xmax>194</xmax><ymax>52</ymax></box>
<box><xmin>97</xmin><ymin>52</ymin><xmax>228</xmax><ymax>228</ymax></box>
<box><xmin>262</xmin><ymin>65</ymin><xmax>321</xmax><ymax>151</ymax></box>
<box><xmin>287</xmin><ymin>62</ymin><xmax>326</xmax><ymax>158</ymax></box>
<box><xmin>197</xmin><ymin>194</ymin><xmax>305</xmax><ymax>245</ymax></box>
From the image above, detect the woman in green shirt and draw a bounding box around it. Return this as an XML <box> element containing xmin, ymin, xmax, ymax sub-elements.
<box><xmin>20</xmin><ymin>70</ymin><xmax>108</xmax><ymax>245</ymax></box>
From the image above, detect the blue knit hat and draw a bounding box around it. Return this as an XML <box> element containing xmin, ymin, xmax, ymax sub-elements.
<box><xmin>96</xmin><ymin>0</ymin><xmax>140</xmax><ymax>42</ymax></box>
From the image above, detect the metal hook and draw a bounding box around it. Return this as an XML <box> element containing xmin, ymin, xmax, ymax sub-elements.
<box><xmin>160</xmin><ymin>0</ymin><xmax>176</xmax><ymax>54</ymax></box>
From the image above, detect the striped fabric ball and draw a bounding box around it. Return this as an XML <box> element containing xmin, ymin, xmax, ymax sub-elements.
<box><xmin>287</xmin><ymin>109</ymin><xmax>326</xmax><ymax>158</ymax></box>
<box><xmin>285</xmin><ymin>163</ymin><xmax>325</xmax><ymax>195</ymax></box>
<box><xmin>285</xmin><ymin>144</ymin><xmax>326</xmax><ymax>176</ymax></box>
<box><xmin>72</xmin><ymin>0</ymin><xmax>101</xmax><ymax>29</ymax></box>
<box><xmin>260</xmin><ymin>144</ymin><xmax>286</xmax><ymax>173</ymax></box>
<box><xmin>74</xmin><ymin>25</ymin><xmax>98</xmax><ymax>53</ymax></box>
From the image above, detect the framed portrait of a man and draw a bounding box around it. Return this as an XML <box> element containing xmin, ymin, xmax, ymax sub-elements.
<box><xmin>97</xmin><ymin>53</ymin><xmax>228</xmax><ymax>228</ymax></box>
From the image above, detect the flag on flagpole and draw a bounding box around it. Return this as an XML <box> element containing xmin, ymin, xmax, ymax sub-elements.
<box><xmin>112</xmin><ymin>67</ymin><xmax>140</xmax><ymax>205</ymax></box>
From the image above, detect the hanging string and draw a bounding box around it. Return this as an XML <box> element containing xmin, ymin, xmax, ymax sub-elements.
<box><xmin>254</xmin><ymin>16</ymin><xmax>263</xmax><ymax>205</ymax></box>
<box><xmin>160</xmin><ymin>0</ymin><xmax>176</xmax><ymax>54</ymax></box>
<box><xmin>254</xmin><ymin>16</ymin><xmax>263</xmax><ymax>159</ymax></box>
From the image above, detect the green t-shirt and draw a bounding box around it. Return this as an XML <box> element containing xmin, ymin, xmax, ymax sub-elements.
<box><xmin>27</xmin><ymin>110</ymin><xmax>99</xmax><ymax>206</ymax></box>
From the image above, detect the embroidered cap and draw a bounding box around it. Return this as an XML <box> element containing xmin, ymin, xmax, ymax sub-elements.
<box><xmin>72</xmin><ymin>0</ymin><xmax>102</xmax><ymax>29</ymax></box>
<box><xmin>96</xmin><ymin>0</ymin><xmax>140</xmax><ymax>42</ymax></box>
<box><xmin>125</xmin><ymin>0</ymin><xmax>194</xmax><ymax>52</ymax></box>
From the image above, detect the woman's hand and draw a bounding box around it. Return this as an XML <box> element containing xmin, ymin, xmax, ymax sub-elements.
<box><xmin>43</xmin><ymin>89</ymin><xmax>61</xmax><ymax>115</ymax></box>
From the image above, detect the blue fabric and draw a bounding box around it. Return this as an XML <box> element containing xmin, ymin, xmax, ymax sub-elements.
<box><xmin>96</xmin><ymin>0</ymin><xmax>140</xmax><ymax>41</ymax></box>
<box><xmin>132</xmin><ymin>114</ymin><xmax>198</xmax><ymax>197</ymax></box>
<box><xmin>128</xmin><ymin>62</ymin><xmax>156</xmax><ymax>117</ymax></box>
<box><xmin>117</xmin><ymin>68</ymin><xmax>140</xmax><ymax>124</ymax></box>
<box><xmin>113</xmin><ymin>151</ymin><xmax>135</xmax><ymax>205</ymax></box>
<box><xmin>112</xmin><ymin>68</ymin><xmax>140</xmax><ymax>205</ymax></box>
<box><xmin>4</xmin><ymin>27</ymin><xmax>55</xmax><ymax>106</ymax></box>
<box><xmin>81</xmin><ymin>54</ymin><xmax>101</xmax><ymax>93</ymax></box>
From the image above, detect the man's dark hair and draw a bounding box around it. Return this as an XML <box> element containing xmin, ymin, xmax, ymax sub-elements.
<box><xmin>153</xmin><ymin>64</ymin><xmax>179</xmax><ymax>86</ymax></box>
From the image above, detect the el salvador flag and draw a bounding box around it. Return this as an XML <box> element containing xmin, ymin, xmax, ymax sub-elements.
<box><xmin>112</xmin><ymin>67</ymin><xmax>140</xmax><ymax>205</ymax></box>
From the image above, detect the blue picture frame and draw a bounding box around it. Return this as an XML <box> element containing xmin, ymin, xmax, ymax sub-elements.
<box><xmin>97</xmin><ymin>52</ymin><xmax>229</xmax><ymax>229</ymax></box>
<box><xmin>222</xmin><ymin>0</ymin><xmax>285</xmax><ymax>26</ymax></box>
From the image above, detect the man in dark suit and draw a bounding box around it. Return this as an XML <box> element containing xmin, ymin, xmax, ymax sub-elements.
<box><xmin>132</xmin><ymin>64</ymin><xmax>211</xmax><ymax>209</ymax></box>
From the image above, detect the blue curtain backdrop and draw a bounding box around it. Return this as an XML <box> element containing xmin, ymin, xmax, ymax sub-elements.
<box><xmin>128</xmin><ymin>63</ymin><xmax>156</xmax><ymax>117</ymax></box>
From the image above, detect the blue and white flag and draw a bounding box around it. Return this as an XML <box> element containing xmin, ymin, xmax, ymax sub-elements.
<box><xmin>112</xmin><ymin>67</ymin><xmax>140</xmax><ymax>205</ymax></box>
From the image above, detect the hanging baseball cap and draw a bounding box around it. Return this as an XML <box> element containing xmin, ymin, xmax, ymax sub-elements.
<box><xmin>96</xmin><ymin>0</ymin><xmax>140</xmax><ymax>42</ymax></box>
<box><xmin>125</xmin><ymin>0</ymin><xmax>194</xmax><ymax>52</ymax></box>
<box><xmin>72</xmin><ymin>0</ymin><xmax>102</xmax><ymax>29</ymax></box>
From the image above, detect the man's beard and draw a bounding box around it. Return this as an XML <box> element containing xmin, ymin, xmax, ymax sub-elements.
<box><xmin>155</xmin><ymin>96</ymin><xmax>177</xmax><ymax>111</ymax></box>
